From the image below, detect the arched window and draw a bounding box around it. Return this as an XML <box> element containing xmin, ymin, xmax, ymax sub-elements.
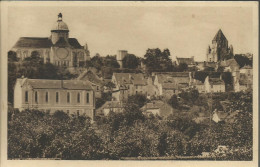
<box><xmin>45</xmin><ymin>92</ymin><xmax>48</xmax><ymax>103</ymax></box>
<box><xmin>77</xmin><ymin>93</ymin><xmax>80</xmax><ymax>103</ymax></box>
<box><xmin>56</xmin><ymin>92</ymin><xmax>59</xmax><ymax>103</ymax></box>
<box><xmin>35</xmin><ymin>91</ymin><xmax>38</xmax><ymax>103</ymax></box>
<box><xmin>25</xmin><ymin>91</ymin><xmax>28</xmax><ymax>102</ymax></box>
<box><xmin>86</xmin><ymin>92</ymin><xmax>89</xmax><ymax>103</ymax></box>
<box><xmin>67</xmin><ymin>92</ymin><xmax>70</xmax><ymax>103</ymax></box>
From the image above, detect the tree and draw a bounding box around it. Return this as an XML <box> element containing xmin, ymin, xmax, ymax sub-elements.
<box><xmin>90</xmin><ymin>54</ymin><xmax>104</xmax><ymax>70</ymax></box>
<box><xmin>178</xmin><ymin>63</ymin><xmax>188</xmax><ymax>72</ymax></box>
<box><xmin>104</xmin><ymin>55</ymin><xmax>120</xmax><ymax>68</ymax></box>
<box><xmin>144</xmin><ymin>48</ymin><xmax>173</xmax><ymax>72</ymax></box>
<box><xmin>168</xmin><ymin>94</ymin><xmax>179</xmax><ymax>109</ymax></box>
<box><xmin>127</xmin><ymin>94</ymin><xmax>148</xmax><ymax>108</ymax></box>
<box><xmin>234</xmin><ymin>54</ymin><xmax>252</xmax><ymax>68</ymax></box>
<box><xmin>122</xmin><ymin>54</ymin><xmax>139</xmax><ymax>69</ymax></box>
<box><xmin>8</xmin><ymin>51</ymin><xmax>19</xmax><ymax>62</ymax></box>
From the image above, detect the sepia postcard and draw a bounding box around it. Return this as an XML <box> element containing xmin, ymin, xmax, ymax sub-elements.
<box><xmin>0</xmin><ymin>1</ymin><xmax>258</xmax><ymax>167</ymax></box>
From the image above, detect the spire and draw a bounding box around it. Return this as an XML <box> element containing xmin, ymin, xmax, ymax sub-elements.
<box><xmin>213</xmin><ymin>29</ymin><xmax>227</xmax><ymax>41</ymax></box>
<box><xmin>58</xmin><ymin>13</ymin><xmax>62</xmax><ymax>21</ymax></box>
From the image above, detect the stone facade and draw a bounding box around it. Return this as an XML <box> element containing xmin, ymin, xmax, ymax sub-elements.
<box><xmin>14</xmin><ymin>77</ymin><xmax>95</xmax><ymax>119</ymax></box>
<box><xmin>11</xmin><ymin>13</ymin><xmax>90</xmax><ymax>67</ymax></box>
<box><xmin>206</xmin><ymin>29</ymin><xmax>233</xmax><ymax>62</ymax></box>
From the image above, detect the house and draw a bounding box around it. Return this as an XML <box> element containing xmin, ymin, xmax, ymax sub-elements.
<box><xmin>176</xmin><ymin>56</ymin><xmax>195</xmax><ymax>68</ymax></box>
<box><xmin>141</xmin><ymin>100</ymin><xmax>174</xmax><ymax>117</ymax></box>
<box><xmin>97</xmin><ymin>101</ymin><xmax>124</xmax><ymax>116</ymax></box>
<box><xmin>220</xmin><ymin>58</ymin><xmax>240</xmax><ymax>73</ymax></box>
<box><xmin>234</xmin><ymin>73</ymin><xmax>252</xmax><ymax>92</ymax></box>
<box><xmin>191</xmin><ymin>79</ymin><xmax>205</xmax><ymax>93</ymax></box>
<box><xmin>77</xmin><ymin>69</ymin><xmax>104</xmax><ymax>98</ymax></box>
<box><xmin>212</xmin><ymin>110</ymin><xmax>239</xmax><ymax>123</ymax></box>
<box><xmin>204</xmin><ymin>75</ymin><xmax>225</xmax><ymax>93</ymax></box>
<box><xmin>153</xmin><ymin>72</ymin><xmax>192</xmax><ymax>98</ymax></box>
<box><xmin>14</xmin><ymin>77</ymin><xmax>95</xmax><ymax>119</ymax></box>
<box><xmin>111</xmin><ymin>73</ymin><xmax>149</xmax><ymax>101</ymax></box>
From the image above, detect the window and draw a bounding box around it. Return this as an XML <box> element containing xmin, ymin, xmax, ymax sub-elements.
<box><xmin>136</xmin><ymin>91</ymin><xmax>137</xmax><ymax>94</ymax></box>
<box><xmin>77</xmin><ymin>110</ymin><xmax>80</xmax><ymax>116</ymax></box>
<box><xmin>67</xmin><ymin>92</ymin><xmax>70</xmax><ymax>103</ymax></box>
<box><xmin>209</xmin><ymin>58</ymin><xmax>212</xmax><ymax>62</ymax></box>
<box><xmin>97</xmin><ymin>86</ymin><xmax>99</xmax><ymax>91</ymax></box>
<box><xmin>25</xmin><ymin>91</ymin><xmax>28</xmax><ymax>102</ymax></box>
<box><xmin>56</xmin><ymin>92</ymin><xmax>59</xmax><ymax>103</ymax></box>
<box><xmin>35</xmin><ymin>91</ymin><xmax>38</xmax><ymax>103</ymax></box>
<box><xmin>86</xmin><ymin>92</ymin><xmax>89</xmax><ymax>103</ymax></box>
<box><xmin>45</xmin><ymin>92</ymin><xmax>48</xmax><ymax>103</ymax></box>
<box><xmin>77</xmin><ymin>93</ymin><xmax>80</xmax><ymax>103</ymax></box>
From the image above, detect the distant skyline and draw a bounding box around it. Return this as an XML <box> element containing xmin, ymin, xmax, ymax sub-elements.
<box><xmin>8</xmin><ymin>5</ymin><xmax>254</xmax><ymax>61</ymax></box>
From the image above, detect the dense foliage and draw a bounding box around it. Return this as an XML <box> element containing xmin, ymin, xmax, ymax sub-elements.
<box><xmin>8</xmin><ymin>92</ymin><xmax>252</xmax><ymax>160</ymax></box>
<box><xmin>8</xmin><ymin>52</ymin><xmax>77</xmax><ymax>104</ymax></box>
<box><xmin>143</xmin><ymin>48</ymin><xmax>173</xmax><ymax>72</ymax></box>
<box><xmin>122</xmin><ymin>54</ymin><xmax>140</xmax><ymax>69</ymax></box>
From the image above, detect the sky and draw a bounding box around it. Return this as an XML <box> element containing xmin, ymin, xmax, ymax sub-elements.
<box><xmin>8</xmin><ymin>5</ymin><xmax>254</xmax><ymax>61</ymax></box>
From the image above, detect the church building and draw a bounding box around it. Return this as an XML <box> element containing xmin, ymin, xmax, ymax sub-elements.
<box><xmin>11</xmin><ymin>13</ymin><xmax>90</xmax><ymax>67</ymax></box>
<box><xmin>206</xmin><ymin>29</ymin><xmax>234</xmax><ymax>62</ymax></box>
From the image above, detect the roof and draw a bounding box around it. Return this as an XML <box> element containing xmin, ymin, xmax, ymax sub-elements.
<box><xmin>113</xmin><ymin>73</ymin><xmax>147</xmax><ymax>86</ymax></box>
<box><xmin>13</xmin><ymin>37</ymin><xmax>53</xmax><ymax>48</ymax></box>
<box><xmin>53</xmin><ymin>37</ymin><xmax>71</xmax><ymax>48</ymax></box>
<box><xmin>131</xmin><ymin>73</ymin><xmax>147</xmax><ymax>85</ymax></box>
<box><xmin>17</xmin><ymin>78</ymin><xmax>93</xmax><ymax>90</ymax></box>
<box><xmin>141</xmin><ymin>100</ymin><xmax>174</xmax><ymax>117</ymax></box>
<box><xmin>102</xmin><ymin>101</ymin><xmax>124</xmax><ymax>109</ymax></box>
<box><xmin>162</xmin><ymin>83</ymin><xmax>177</xmax><ymax>89</ymax></box>
<box><xmin>176</xmin><ymin>57</ymin><xmax>195</xmax><ymax>65</ymax></box>
<box><xmin>153</xmin><ymin>72</ymin><xmax>190</xmax><ymax>77</ymax></box>
<box><xmin>68</xmin><ymin>38</ymin><xmax>83</xmax><ymax>49</ymax></box>
<box><xmin>241</xmin><ymin>65</ymin><xmax>252</xmax><ymax>70</ymax></box>
<box><xmin>77</xmin><ymin>70</ymin><xmax>103</xmax><ymax>85</ymax></box>
<box><xmin>51</xmin><ymin>20</ymin><xmax>69</xmax><ymax>31</ymax></box>
<box><xmin>12</xmin><ymin>37</ymin><xmax>83</xmax><ymax>49</ymax></box>
<box><xmin>220</xmin><ymin>59</ymin><xmax>239</xmax><ymax>68</ymax></box>
<box><xmin>193</xmin><ymin>79</ymin><xmax>204</xmax><ymax>85</ymax></box>
<box><xmin>209</xmin><ymin>78</ymin><xmax>225</xmax><ymax>85</ymax></box>
<box><xmin>213</xmin><ymin>29</ymin><xmax>227</xmax><ymax>42</ymax></box>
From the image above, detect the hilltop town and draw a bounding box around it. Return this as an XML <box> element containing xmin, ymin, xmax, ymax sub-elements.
<box><xmin>8</xmin><ymin>13</ymin><xmax>253</xmax><ymax>160</ymax></box>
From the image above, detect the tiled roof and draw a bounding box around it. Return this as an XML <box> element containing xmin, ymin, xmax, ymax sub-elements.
<box><xmin>162</xmin><ymin>83</ymin><xmax>176</xmax><ymax>89</ymax></box>
<box><xmin>213</xmin><ymin>29</ymin><xmax>227</xmax><ymax>42</ymax></box>
<box><xmin>176</xmin><ymin>57</ymin><xmax>195</xmax><ymax>65</ymax></box>
<box><xmin>113</xmin><ymin>73</ymin><xmax>147</xmax><ymax>86</ymax></box>
<box><xmin>18</xmin><ymin>78</ymin><xmax>93</xmax><ymax>90</ymax></box>
<box><xmin>131</xmin><ymin>73</ymin><xmax>147</xmax><ymax>85</ymax></box>
<box><xmin>209</xmin><ymin>78</ymin><xmax>225</xmax><ymax>85</ymax></box>
<box><xmin>12</xmin><ymin>37</ymin><xmax>83</xmax><ymax>49</ymax></box>
<box><xmin>77</xmin><ymin>70</ymin><xmax>103</xmax><ymax>85</ymax></box>
<box><xmin>13</xmin><ymin>37</ymin><xmax>53</xmax><ymax>48</ymax></box>
<box><xmin>68</xmin><ymin>38</ymin><xmax>83</xmax><ymax>49</ymax></box>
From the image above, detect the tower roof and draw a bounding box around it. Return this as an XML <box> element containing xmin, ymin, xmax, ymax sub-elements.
<box><xmin>213</xmin><ymin>29</ymin><xmax>227</xmax><ymax>41</ymax></box>
<box><xmin>51</xmin><ymin>13</ymin><xmax>69</xmax><ymax>31</ymax></box>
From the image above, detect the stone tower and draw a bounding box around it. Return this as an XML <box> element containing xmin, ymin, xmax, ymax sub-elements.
<box><xmin>206</xmin><ymin>29</ymin><xmax>233</xmax><ymax>62</ymax></box>
<box><xmin>50</xmin><ymin>13</ymin><xmax>69</xmax><ymax>44</ymax></box>
<box><xmin>117</xmin><ymin>50</ymin><xmax>128</xmax><ymax>68</ymax></box>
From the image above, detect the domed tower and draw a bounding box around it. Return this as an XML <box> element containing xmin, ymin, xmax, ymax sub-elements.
<box><xmin>51</xmin><ymin>13</ymin><xmax>69</xmax><ymax>44</ymax></box>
